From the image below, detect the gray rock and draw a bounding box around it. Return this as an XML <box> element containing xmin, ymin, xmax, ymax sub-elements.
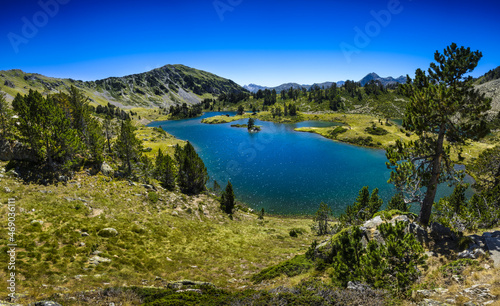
<box><xmin>391</xmin><ymin>214</ymin><xmax>410</xmax><ymax>223</ymax></box>
<box><xmin>98</xmin><ymin>228</ymin><xmax>118</xmax><ymax>237</ymax></box>
<box><xmin>176</xmin><ymin>289</ymin><xmax>202</xmax><ymax>294</ymax></box>
<box><xmin>363</xmin><ymin>216</ymin><xmax>383</xmax><ymax>229</ymax></box>
<box><xmin>30</xmin><ymin>220</ymin><xmax>44</xmax><ymax>226</ymax></box>
<box><xmin>458</xmin><ymin>250</ymin><xmax>474</xmax><ymax>259</ymax></box>
<box><xmin>101</xmin><ymin>162</ymin><xmax>114</xmax><ymax>176</ymax></box>
<box><xmin>347</xmin><ymin>281</ymin><xmax>371</xmax><ymax>292</ymax></box>
<box><xmin>418</xmin><ymin>299</ymin><xmax>447</xmax><ymax>306</ymax></box>
<box><xmin>34</xmin><ymin>302</ymin><xmax>62</xmax><ymax>306</ymax></box>
<box><xmin>473</xmin><ymin>248</ymin><xmax>486</xmax><ymax>259</ymax></box>
<box><xmin>408</xmin><ymin>222</ymin><xmax>429</xmax><ymax>245</ymax></box>
<box><xmin>88</xmin><ymin>255</ymin><xmax>111</xmax><ymax>265</ymax></box>
<box><xmin>4</xmin><ymin>187</ymin><xmax>11</xmax><ymax>193</ymax></box>
<box><xmin>81</xmin><ymin>232</ymin><xmax>89</xmax><ymax>237</ymax></box>
<box><xmin>484</xmin><ymin>235</ymin><xmax>500</xmax><ymax>268</ymax></box>
<box><xmin>429</xmin><ymin>222</ymin><xmax>456</xmax><ymax>240</ymax></box>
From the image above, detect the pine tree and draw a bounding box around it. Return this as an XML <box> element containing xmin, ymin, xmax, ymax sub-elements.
<box><xmin>386</xmin><ymin>43</ymin><xmax>491</xmax><ymax>225</ymax></box>
<box><xmin>0</xmin><ymin>91</ymin><xmax>13</xmax><ymax>140</ymax></box>
<box><xmin>313</xmin><ymin>202</ymin><xmax>332</xmax><ymax>235</ymax></box>
<box><xmin>155</xmin><ymin>149</ymin><xmax>176</xmax><ymax>190</ymax></box>
<box><xmin>247</xmin><ymin>117</ymin><xmax>255</xmax><ymax>130</ymax></box>
<box><xmin>387</xmin><ymin>193</ymin><xmax>408</xmax><ymax>212</ymax></box>
<box><xmin>237</xmin><ymin>105</ymin><xmax>244</xmax><ymax>115</ymax></box>
<box><xmin>115</xmin><ymin>119</ymin><xmax>143</xmax><ymax>175</ymax></box>
<box><xmin>339</xmin><ymin>186</ymin><xmax>383</xmax><ymax>226</ymax></box>
<box><xmin>176</xmin><ymin>141</ymin><xmax>208</xmax><ymax>194</ymax></box>
<box><xmin>12</xmin><ymin>90</ymin><xmax>82</xmax><ymax>167</ymax></box>
<box><xmin>220</xmin><ymin>181</ymin><xmax>235</xmax><ymax>214</ymax></box>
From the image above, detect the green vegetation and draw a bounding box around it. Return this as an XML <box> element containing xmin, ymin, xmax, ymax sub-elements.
<box><xmin>312</xmin><ymin>202</ymin><xmax>332</xmax><ymax>235</ymax></box>
<box><xmin>175</xmin><ymin>142</ymin><xmax>208</xmax><ymax>195</ymax></box>
<box><xmin>386</xmin><ymin>43</ymin><xmax>492</xmax><ymax>225</ymax></box>
<box><xmin>338</xmin><ymin>186</ymin><xmax>383</xmax><ymax>228</ymax></box>
<box><xmin>115</xmin><ymin>119</ymin><xmax>143</xmax><ymax>175</ymax></box>
<box><xmin>329</xmin><ymin>222</ymin><xmax>426</xmax><ymax>295</ymax></box>
<box><xmin>220</xmin><ymin>181</ymin><xmax>235</xmax><ymax>215</ymax></box>
<box><xmin>250</xmin><ymin>255</ymin><xmax>313</xmax><ymax>283</ymax></box>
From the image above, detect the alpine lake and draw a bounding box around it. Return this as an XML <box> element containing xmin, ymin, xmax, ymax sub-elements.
<box><xmin>149</xmin><ymin>112</ymin><xmax>470</xmax><ymax>216</ymax></box>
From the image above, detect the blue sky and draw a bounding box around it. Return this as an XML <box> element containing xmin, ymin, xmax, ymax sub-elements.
<box><xmin>1</xmin><ymin>0</ymin><xmax>499</xmax><ymax>87</ymax></box>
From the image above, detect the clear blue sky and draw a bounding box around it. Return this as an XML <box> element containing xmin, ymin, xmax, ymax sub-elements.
<box><xmin>1</xmin><ymin>0</ymin><xmax>499</xmax><ymax>87</ymax></box>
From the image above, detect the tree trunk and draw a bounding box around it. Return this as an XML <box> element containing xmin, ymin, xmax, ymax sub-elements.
<box><xmin>418</xmin><ymin>126</ymin><xmax>446</xmax><ymax>226</ymax></box>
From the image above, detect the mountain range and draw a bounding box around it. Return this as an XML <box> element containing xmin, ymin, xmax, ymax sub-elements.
<box><xmin>2</xmin><ymin>65</ymin><xmax>498</xmax><ymax>114</ymax></box>
<box><xmin>243</xmin><ymin>73</ymin><xmax>406</xmax><ymax>93</ymax></box>
<box><xmin>0</xmin><ymin>64</ymin><xmax>247</xmax><ymax>109</ymax></box>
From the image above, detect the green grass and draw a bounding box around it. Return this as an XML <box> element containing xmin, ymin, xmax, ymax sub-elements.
<box><xmin>0</xmin><ymin>162</ymin><xmax>314</xmax><ymax>303</ymax></box>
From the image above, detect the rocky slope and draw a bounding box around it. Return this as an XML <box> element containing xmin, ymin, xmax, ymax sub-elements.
<box><xmin>476</xmin><ymin>78</ymin><xmax>500</xmax><ymax>115</ymax></box>
<box><xmin>0</xmin><ymin>64</ymin><xmax>247</xmax><ymax>109</ymax></box>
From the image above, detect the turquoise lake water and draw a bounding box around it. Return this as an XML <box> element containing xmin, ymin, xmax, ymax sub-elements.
<box><xmin>149</xmin><ymin>112</ymin><xmax>462</xmax><ymax>216</ymax></box>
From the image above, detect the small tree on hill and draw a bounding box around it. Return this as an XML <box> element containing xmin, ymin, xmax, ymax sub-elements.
<box><xmin>154</xmin><ymin>149</ymin><xmax>176</xmax><ymax>190</ymax></box>
<box><xmin>313</xmin><ymin>202</ymin><xmax>332</xmax><ymax>235</ymax></box>
<box><xmin>115</xmin><ymin>119</ymin><xmax>143</xmax><ymax>175</ymax></box>
<box><xmin>220</xmin><ymin>181</ymin><xmax>235</xmax><ymax>214</ymax></box>
<box><xmin>176</xmin><ymin>141</ymin><xmax>208</xmax><ymax>194</ymax></box>
<box><xmin>0</xmin><ymin>91</ymin><xmax>13</xmax><ymax>140</ymax></box>
<box><xmin>339</xmin><ymin>186</ymin><xmax>383</xmax><ymax>227</ymax></box>
<box><xmin>237</xmin><ymin>105</ymin><xmax>244</xmax><ymax>115</ymax></box>
<box><xmin>386</xmin><ymin>43</ymin><xmax>491</xmax><ymax>226</ymax></box>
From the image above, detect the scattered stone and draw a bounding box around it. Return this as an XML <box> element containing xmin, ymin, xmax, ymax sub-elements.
<box><xmin>98</xmin><ymin>228</ymin><xmax>118</xmax><ymax>237</ymax></box>
<box><xmin>78</xmin><ymin>242</ymin><xmax>85</xmax><ymax>247</ymax></box>
<box><xmin>88</xmin><ymin>255</ymin><xmax>111</xmax><ymax>265</ymax></box>
<box><xmin>166</xmin><ymin>257</ymin><xmax>173</xmax><ymax>261</ymax></box>
<box><xmin>92</xmin><ymin>250</ymin><xmax>102</xmax><ymax>255</ymax></box>
<box><xmin>128</xmin><ymin>181</ymin><xmax>137</xmax><ymax>186</ymax></box>
<box><xmin>418</xmin><ymin>299</ymin><xmax>448</xmax><ymax>306</ymax></box>
<box><xmin>176</xmin><ymin>289</ymin><xmax>202</xmax><ymax>294</ymax></box>
<box><xmin>58</xmin><ymin>175</ymin><xmax>68</xmax><ymax>182</ymax></box>
<box><xmin>81</xmin><ymin>232</ymin><xmax>90</xmax><ymax>237</ymax></box>
<box><xmin>34</xmin><ymin>302</ymin><xmax>62</xmax><ymax>306</ymax></box>
<box><xmin>425</xmin><ymin>251</ymin><xmax>437</xmax><ymax>257</ymax></box>
<box><xmin>172</xmin><ymin>211</ymin><xmax>179</xmax><ymax>216</ymax></box>
<box><xmin>143</xmin><ymin>184</ymin><xmax>155</xmax><ymax>190</ymax></box>
<box><xmin>452</xmin><ymin>275</ymin><xmax>462</xmax><ymax>283</ymax></box>
<box><xmin>347</xmin><ymin>281</ymin><xmax>372</xmax><ymax>292</ymax></box>
<box><xmin>4</xmin><ymin>187</ymin><xmax>11</xmax><ymax>193</ymax></box>
<box><xmin>30</xmin><ymin>220</ymin><xmax>44</xmax><ymax>226</ymax></box>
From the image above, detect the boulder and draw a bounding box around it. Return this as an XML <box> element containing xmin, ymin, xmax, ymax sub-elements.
<box><xmin>0</xmin><ymin>140</ymin><xmax>37</xmax><ymax>162</ymax></box>
<box><xmin>98</xmin><ymin>228</ymin><xmax>118</xmax><ymax>237</ymax></box>
<box><xmin>429</xmin><ymin>222</ymin><xmax>457</xmax><ymax>241</ymax></box>
<box><xmin>363</xmin><ymin>215</ymin><xmax>383</xmax><ymax>229</ymax></box>
<box><xmin>100</xmin><ymin>162</ymin><xmax>114</xmax><ymax>176</ymax></box>
<box><xmin>88</xmin><ymin>255</ymin><xmax>111</xmax><ymax>265</ymax></box>
<box><xmin>34</xmin><ymin>302</ymin><xmax>62</xmax><ymax>306</ymax></box>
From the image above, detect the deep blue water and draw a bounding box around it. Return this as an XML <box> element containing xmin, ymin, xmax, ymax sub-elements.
<box><xmin>148</xmin><ymin>112</ymin><xmax>464</xmax><ymax>216</ymax></box>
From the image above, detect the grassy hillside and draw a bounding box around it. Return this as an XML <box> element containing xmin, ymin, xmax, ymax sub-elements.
<box><xmin>0</xmin><ymin>157</ymin><xmax>315</xmax><ymax>304</ymax></box>
<box><xmin>0</xmin><ymin>64</ymin><xmax>247</xmax><ymax>108</ymax></box>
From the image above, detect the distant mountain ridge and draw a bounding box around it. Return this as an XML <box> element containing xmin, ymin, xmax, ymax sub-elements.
<box><xmin>1</xmin><ymin>64</ymin><xmax>248</xmax><ymax>108</ymax></box>
<box><xmin>243</xmin><ymin>72</ymin><xmax>406</xmax><ymax>93</ymax></box>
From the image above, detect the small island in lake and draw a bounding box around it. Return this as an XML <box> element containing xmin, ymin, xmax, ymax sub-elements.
<box><xmin>230</xmin><ymin>118</ymin><xmax>261</xmax><ymax>132</ymax></box>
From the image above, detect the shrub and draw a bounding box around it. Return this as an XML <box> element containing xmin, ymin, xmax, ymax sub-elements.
<box><xmin>365</xmin><ymin>124</ymin><xmax>389</xmax><ymax>136</ymax></box>
<box><xmin>251</xmin><ymin>255</ymin><xmax>313</xmax><ymax>283</ymax></box>
<box><xmin>329</xmin><ymin>222</ymin><xmax>426</xmax><ymax>295</ymax></box>
<box><xmin>147</xmin><ymin>191</ymin><xmax>159</xmax><ymax>203</ymax></box>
